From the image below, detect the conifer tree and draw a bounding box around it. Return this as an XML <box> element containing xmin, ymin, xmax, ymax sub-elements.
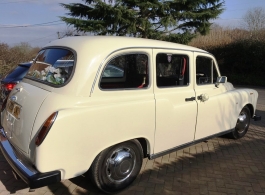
<box><xmin>60</xmin><ymin>0</ymin><xmax>224</xmax><ymax>44</ymax></box>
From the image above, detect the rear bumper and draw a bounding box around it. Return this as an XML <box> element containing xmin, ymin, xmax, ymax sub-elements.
<box><xmin>0</xmin><ymin>128</ymin><xmax>61</xmax><ymax>189</ymax></box>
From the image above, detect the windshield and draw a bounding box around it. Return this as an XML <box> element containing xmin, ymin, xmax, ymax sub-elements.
<box><xmin>26</xmin><ymin>48</ymin><xmax>75</xmax><ymax>86</ymax></box>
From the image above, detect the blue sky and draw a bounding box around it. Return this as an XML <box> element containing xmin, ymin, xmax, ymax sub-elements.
<box><xmin>0</xmin><ymin>0</ymin><xmax>265</xmax><ymax>47</ymax></box>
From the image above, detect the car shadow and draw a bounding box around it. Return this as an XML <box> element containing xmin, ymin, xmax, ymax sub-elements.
<box><xmin>0</xmin><ymin>160</ymin><xmax>28</xmax><ymax>194</ymax></box>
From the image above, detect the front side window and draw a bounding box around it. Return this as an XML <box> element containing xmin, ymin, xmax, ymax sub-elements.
<box><xmin>196</xmin><ymin>56</ymin><xmax>218</xmax><ymax>85</ymax></box>
<box><xmin>156</xmin><ymin>53</ymin><xmax>189</xmax><ymax>87</ymax></box>
<box><xmin>26</xmin><ymin>48</ymin><xmax>75</xmax><ymax>86</ymax></box>
<box><xmin>100</xmin><ymin>54</ymin><xmax>149</xmax><ymax>89</ymax></box>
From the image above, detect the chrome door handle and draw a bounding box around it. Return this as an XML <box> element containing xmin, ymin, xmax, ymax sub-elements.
<box><xmin>197</xmin><ymin>94</ymin><xmax>209</xmax><ymax>102</ymax></box>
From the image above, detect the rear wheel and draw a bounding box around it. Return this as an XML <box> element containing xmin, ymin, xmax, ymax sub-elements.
<box><xmin>230</xmin><ymin>106</ymin><xmax>250</xmax><ymax>139</ymax></box>
<box><xmin>89</xmin><ymin>140</ymin><xmax>143</xmax><ymax>194</ymax></box>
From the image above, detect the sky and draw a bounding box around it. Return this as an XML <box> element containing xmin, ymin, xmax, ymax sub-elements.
<box><xmin>0</xmin><ymin>0</ymin><xmax>265</xmax><ymax>47</ymax></box>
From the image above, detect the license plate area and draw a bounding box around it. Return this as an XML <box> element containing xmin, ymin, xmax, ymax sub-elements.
<box><xmin>6</xmin><ymin>100</ymin><xmax>21</xmax><ymax>120</ymax></box>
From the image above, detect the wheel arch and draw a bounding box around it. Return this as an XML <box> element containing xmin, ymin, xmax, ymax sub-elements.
<box><xmin>245</xmin><ymin>103</ymin><xmax>254</xmax><ymax>117</ymax></box>
<box><xmin>88</xmin><ymin>137</ymin><xmax>151</xmax><ymax>171</ymax></box>
<box><xmin>136</xmin><ymin>137</ymin><xmax>150</xmax><ymax>158</ymax></box>
<box><xmin>99</xmin><ymin>137</ymin><xmax>151</xmax><ymax>159</ymax></box>
<box><xmin>88</xmin><ymin>137</ymin><xmax>145</xmax><ymax>193</ymax></box>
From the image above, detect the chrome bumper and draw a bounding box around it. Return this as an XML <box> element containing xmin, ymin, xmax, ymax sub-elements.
<box><xmin>0</xmin><ymin>128</ymin><xmax>61</xmax><ymax>189</ymax></box>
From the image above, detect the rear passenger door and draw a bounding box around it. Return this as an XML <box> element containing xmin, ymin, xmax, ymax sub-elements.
<box><xmin>92</xmin><ymin>49</ymin><xmax>156</xmax><ymax>153</ymax></box>
<box><xmin>153</xmin><ymin>49</ymin><xmax>197</xmax><ymax>155</ymax></box>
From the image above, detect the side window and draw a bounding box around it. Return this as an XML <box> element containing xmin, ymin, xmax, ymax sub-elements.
<box><xmin>156</xmin><ymin>53</ymin><xmax>189</xmax><ymax>87</ymax></box>
<box><xmin>196</xmin><ymin>56</ymin><xmax>218</xmax><ymax>85</ymax></box>
<box><xmin>100</xmin><ymin>54</ymin><xmax>149</xmax><ymax>89</ymax></box>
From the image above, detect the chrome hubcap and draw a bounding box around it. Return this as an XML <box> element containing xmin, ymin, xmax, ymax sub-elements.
<box><xmin>236</xmin><ymin>112</ymin><xmax>248</xmax><ymax>133</ymax></box>
<box><xmin>106</xmin><ymin>147</ymin><xmax>136</xmax><ymax>183</ymax></box>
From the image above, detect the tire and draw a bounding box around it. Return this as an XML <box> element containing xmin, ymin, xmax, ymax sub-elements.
<box><xmin>230</xmin><ymin>106</ymin><xmax>250</xmax><ymax>139</ymax></box>
<box><xmin>89</xmin><ymin>140</ymin><xmax>143</xmax><ymax>194</ymax></box>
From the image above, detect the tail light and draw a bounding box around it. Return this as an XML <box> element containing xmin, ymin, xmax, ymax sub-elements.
<box><xmin>4</xmin><ymin>83</ymin><xmax>17</xmax><ymax>91</ymax></box>
<box><xmin>35</xmin><ymin>112</ymin><xmax>58</xmax><ymax>146</ymax></box>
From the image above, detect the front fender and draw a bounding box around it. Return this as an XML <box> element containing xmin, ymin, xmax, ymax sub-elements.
<box><xmin>230</xmin><ymin>88</ymin><xmax>258</xmax><ymax>126</ymax></box>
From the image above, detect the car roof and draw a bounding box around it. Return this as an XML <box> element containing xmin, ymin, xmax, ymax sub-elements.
<box><xmin>45</xmin><ymin>36</ymin><xmax>207</xmax><ymax>53</ymax></box>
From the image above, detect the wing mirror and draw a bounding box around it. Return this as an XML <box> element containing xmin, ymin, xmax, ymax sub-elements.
<box><xmin>215</xmin><ymin>76</ymin><xmax>227</xmax><ymax>87</ymax></box>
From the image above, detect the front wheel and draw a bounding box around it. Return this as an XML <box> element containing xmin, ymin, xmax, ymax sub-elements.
<box><xmin>230</xmin><ymin>106</ymin><xmax>250</xmax><ymax>139</ymax></box>
<box><xmin>89</xmin><ymin>140</ymin><xmax>143</xmax><ymax>194</ymax></box>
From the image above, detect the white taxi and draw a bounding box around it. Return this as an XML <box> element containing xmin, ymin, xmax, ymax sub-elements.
<box><xmin>0</xmin><ymin>36</ymin><xmax>261</xmax><ymax>194</ymax></box>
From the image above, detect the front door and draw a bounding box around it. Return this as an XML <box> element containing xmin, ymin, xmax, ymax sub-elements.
<box><xmin>194</xmin><ymin>54</ymin><xmax>232</xmax><ymax>140</ymax></box>
<box><xmin>153</xmin><ymin>50</ymin><xmax>197</xmax><ymax>154</ymax></box>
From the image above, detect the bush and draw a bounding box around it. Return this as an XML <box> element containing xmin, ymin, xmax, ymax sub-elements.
<box><xmin>189</xmin><ymin>27</ymin><xmax>265</xmax><ymax>87</ymax></box>
<box><xmin>0</xmin><ymin>42</ymin><xmax>40</xmax><ymax>77</ymax></box>
<box><xmin>210</xmin><ymin>39</ymin><xmax>265</xmax><ymax>86</ymax></box>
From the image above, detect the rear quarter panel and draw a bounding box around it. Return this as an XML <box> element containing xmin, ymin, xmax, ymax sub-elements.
<box><xmin>34</xmin><ymin>92</ymin><xmax>155</xmax><ymax>179</ymax></box>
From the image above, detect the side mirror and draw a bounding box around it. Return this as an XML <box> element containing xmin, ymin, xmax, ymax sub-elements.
<box><xmin>215</xmin><ymin>76</ymin><xmax>227</xmax><ymax>87</ymax></box>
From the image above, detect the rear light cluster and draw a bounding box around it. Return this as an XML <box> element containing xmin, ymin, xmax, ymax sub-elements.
<box><xmin>3</xmin><ymin>83</ymin><xmax>17</xmax><ymax>91</ymax></box>
<box><xmin>35</xmin><ymin>112</ymin><xmax>58</xmax><ymax>146</ymax></box>
<box><xmin>0</xmin><ymin>83</ymin><xmax>17</xmax><ymax>111</ymax></box>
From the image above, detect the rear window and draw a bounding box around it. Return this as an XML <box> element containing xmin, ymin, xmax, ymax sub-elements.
<box><xmin>26</xmin><ymin>48</ymin><xmax>75</xmax><ymax>86</ymax></box>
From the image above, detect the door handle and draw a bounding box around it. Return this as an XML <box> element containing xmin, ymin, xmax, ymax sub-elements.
<box><xmin>185</xmin><ymin>97</ymin><xmax>195</xmax><ymax>101</ymax></box>
<box><xmin>197</xmin><ymin>93</ymin><xmax>209</xmax><ymax>102</ymax></box>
